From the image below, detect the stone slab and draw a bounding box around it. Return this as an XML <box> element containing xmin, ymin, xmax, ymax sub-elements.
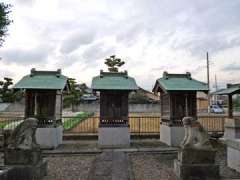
<box><xmin>160</xmin><ymin>124</ymin><xmax>185</xmax><ymax>146</ymax></box>
<box><xmin>174</xmin><ymin>159</ymin><xmax>220</xmax><ymax>180</ymax></box>
<box><xmin>224</xmin><ymin>118</ymin><xmax>240</xmax><ymax>139</ymax></box>
<box><xmin>225</xmin><ymin>139</ymin><xmax>240</xmax><ymax>150</ymax></box>
<box><xmin>5</xmin><ymin>159</ymin><xmax>47</xmax><ymax>180</ymax></box>
<box><xmin>36</xmin><ymin>126</ymin><xmax>63</xmax><ymax>149</ymax></box>
<box><xmin>4</xmin><ymin>149</ymin><xmax>42</xmax><ymax>165</ymax></box>
<box><xmin>98</xmin><ymin>127</ymin><xmax>130</xmax><ymax>147</ymax></box>
<box><xmin>227</xmin><ymin>146</ymin><xmax>240</xmax><ymax>173</ymax></box>
<box><xmin>89</xmin><ymin>151</ymin><xmax>129</xmax><ymax>180</ymax></box>
<box><xmin>0</xmin><ymin>167</ymin><xmax>13</xmax><ymax>180</ymax></box>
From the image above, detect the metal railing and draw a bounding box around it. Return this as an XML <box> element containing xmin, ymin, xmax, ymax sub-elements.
<box><xmin>0</xmin><ymin>115</ymin><xmax>236</xmax><ymax>136</ymax></box>
<box><xmin>0</xmin><ymin>116</ymin><xmax>24</xmax><ymax>133</ymax></box>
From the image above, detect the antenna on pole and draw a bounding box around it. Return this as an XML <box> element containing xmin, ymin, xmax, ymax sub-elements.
<box><xmin>215</xmin><ymin>74</ymin><xmax>218</xmax><ymax>91</ymax></box>
<box><xmin>207</xmin><ymin>52</ymin><xmax>210</xmax><ymax>113</ymax></box>
<box><xmin>215</xmin><ymin>74</ymin><xmax>218</xmax><ymax>103</ymax></box>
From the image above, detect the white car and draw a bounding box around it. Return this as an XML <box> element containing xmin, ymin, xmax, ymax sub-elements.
<box><xmin>210</xmin><ymin>105</ymin><xmax>224</xmax><ymax>114</ymax></box>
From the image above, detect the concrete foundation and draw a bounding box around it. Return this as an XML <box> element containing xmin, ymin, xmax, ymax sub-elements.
<box><xmin>36</xmin><ymin>126</ymin><xmax>63</xmax><ymax>149</ymax></box>
<box><xmin>5</xmin><ymin>159</ymin><xmax>47</xmax><ymax>180</ymax></box>
<box><xmin>174</xmin><ymin>159</ymin><xmax>219</xmax><ymax>180</ymax></box>
<box><xmin>98</xmin><ymin>127</ymin><xmax>130</xmax><ymax>147</ymax></box>
<box><xmin>226</xmin><ymin>139</ymin><xmax>240</xmax><ymax>172</ymax></box>
<box><xmin>0</xmin><ymin>167</ymin><xmax>13</xmax><ymax>180</ymax></box>
<box><xmin>224</xmin><ymin>118</ymin><xmax>240</xmax><ymax>139</ymax></box>
<box><xmin>160</xmin><ymin>124</ymin><xmax>185</xmax><ymax>146</ymax></box>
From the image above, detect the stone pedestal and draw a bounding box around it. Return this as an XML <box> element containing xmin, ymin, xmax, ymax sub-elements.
<box><xmin>4</xmin><ymin>149</ymin><xmax>42</xmax><ymax>165</ymax></box>
<box><xmin>160</xmin><ymin>124</ymin><xmax>185</xmax><ymax>146</ymax></box>
<box><xmin>36</xmin><ymin>126</ymin><xmax>63</xmax><ymax>149</ymax></box>
<box><xmin>225</xmin><ymin>139</ymin><xmax>240</xmax><ymax>172</ymax></box>
<box><xmin>98</xmin><ymin>126</ymin><xmax>130</xmax><ymax>147</ymax></box>
<box><xmin>5</xmin><ymin>160</ymin><xmax>47</xmax><ymax>180</ymax></box>
<box><xmin>0</xmin><ymin>167</ymin><xmax>13</xmax><ymax>180</ymax></box>
<box><xmin>4</xmin><ymin>149</ymin><xmax>47</xmax><ymax>180</ymax></box>
<box><xmin>174</xmin><ymin>148</ymin><xmax>219</xmax><ymax>180</ymax></box>
<box><xmin>224</xmin><ymin>118</ymin><xmax>240</xmax><ymax>139</ymax></box>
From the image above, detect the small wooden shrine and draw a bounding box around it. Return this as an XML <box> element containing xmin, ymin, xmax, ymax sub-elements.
<box><xmin>215</xmin><ymin>83</ymin><xmax>240</xmax><ymax>139</ymax></box>
<box><xmin>13</xmin><ymin>68</ymin><xmax>70</xmax><ymax>148</ymax></box>
<box><xmin>152</xmin><ymin>71</ymin><xmax>208</xmax><ymax>146</ymax></box>
<box><xmin>215</xmin><ymin>83</ymin><xmax>240</xmax><ymax>118</ymax></box>
<box><xmin>92</xmin><ymin>70</ymin><xmax>138</xmax><ymax>146</ymax></box>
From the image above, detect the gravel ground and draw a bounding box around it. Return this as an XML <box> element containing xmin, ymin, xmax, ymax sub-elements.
<box><xmin>129</xmin><ymin>141</ymin><xmax>240</xmax><ymax>180</ymax></box>
<box><xmin>130</xmin><ymin>152</ymin><xmax>178</xmax><ymax>180</ymax></box>
<box><xmin>43</xmin><ymin>154</ymin><xmax>96</xmax><ymax>180</ymax></box>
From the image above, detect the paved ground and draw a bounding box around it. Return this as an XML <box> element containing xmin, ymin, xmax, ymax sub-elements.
<box><xmin>88</xmin><ymin>151</ymin><xmax>130</xmax><ymax>180</ymax></box>
<box><xmin>1</xmin><ymin>140</ymin><xmax>240</xmax><ymax>180</ymax></box>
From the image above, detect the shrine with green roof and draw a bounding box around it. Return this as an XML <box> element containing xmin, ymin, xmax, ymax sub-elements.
<box><xmin>92</xmin><ymin>70</ymin><xmax>138</xmax><ymax>126</ymax></box>
<box><xmin>214</xmin><ymin>83</ymin><xmax>240</xmax><ymax>140</ymax></box>
<box><xmin>91</xmin><ymin>57</ymin><xmax>138</xmax><ymax>146</ymax></box>
<box><xmin>153</xmin><ymin>71</ymin><xmax>208</xmax><ymax>146</ymax></box>
<box><xmin>13</xmin><ymin>68</ymin><xmax>70</xmax><ymax>149</ymax></box>
<box><xmin>215</xmin><ymin>83</ymin><xmax>240</xmax><ymax>118</ymax></box>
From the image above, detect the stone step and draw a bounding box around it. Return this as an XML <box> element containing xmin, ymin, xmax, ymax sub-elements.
<box><xmin>88</xmin><ymin>151</ymin><xmax>130</xmax><ymax>180</ymax></box>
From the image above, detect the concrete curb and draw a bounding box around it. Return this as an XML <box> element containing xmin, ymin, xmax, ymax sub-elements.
<box><xmin>43</xmin><ymin>147</ymin><xmax>178</xmax><ymax>155</ymax></box>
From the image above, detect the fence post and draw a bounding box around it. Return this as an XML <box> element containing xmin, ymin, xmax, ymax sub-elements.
<box><xmin>92</xmin><ymin>117</ymin><xmax>95</xmax><ymax>133</ymax></box>
<box><xmin>138</xmin><ymin>117</ymin><xmax>141</xmax><ymax>139</ymax></box>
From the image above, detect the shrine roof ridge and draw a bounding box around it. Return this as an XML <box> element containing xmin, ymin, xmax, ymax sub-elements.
<box><xmin>13</xmin><ymin>68</ymin><xmax>69</xmax><ymax>90</ymax></box>
<box><xmin>91</xmin><ymin>70</ymin><xmax>138</xmax><ymax>91</ymax></box>
<box><xmin>153</xmin><ymin>71</ymin><xmax>208</xmax><ymax>92</ymax></box>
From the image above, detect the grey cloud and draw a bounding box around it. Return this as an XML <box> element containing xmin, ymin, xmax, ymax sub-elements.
<box><xmin>60</xmin><ymin>30</ymin><xmax>96</xmax><ymax>54</ymax></box>
<box><xmin>222</xmin><ymin>63</ymin><xmax>240</xmax><ymax>71</ymax></box>
<box><xmin>0</xmin><ymin>45</ymin><xmax>51</xmax><ymax>65</ymax></box>
<box><xmin>151</xmin><ymin>64</ymin><xmax>178</xmax><ymax>71</ymax></box>
<box><xmin>132</xmin><ymin>0</ymin><xmax>240</xmax><ymax>56</ymax></box>
<box><xmin>82</xmin><ymin>43</ymin><xmax>115</xmax><ymax>64</ymax></box>
<box><xmin>14</xmin><ymin>0</ymin><xmax>35</xmax><ymax>6</ymax></box>
<box><xmin>116</xmin><ymin>23</ymin><xmax>143</xmax><ymax>46</ymax></box>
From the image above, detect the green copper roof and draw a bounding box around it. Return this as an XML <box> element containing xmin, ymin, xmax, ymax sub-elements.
<box><xmin>91</xmin><ymin>71</ymin><xmax>138</xmax><ymax>90</ymax></box>
<box><xmin>214</xmin><ymin>84</ymin><xmax>240</xmax><ymax>95</ymax></box>
<box><xmin>154</xmin><ymin>72</ymin><xmax>208</xmax><ymax>92</ymax></box>
<box><xmin>13</xmin><ymin>69</ymin><xmax>69</xmax><ymax>90</ymax></box>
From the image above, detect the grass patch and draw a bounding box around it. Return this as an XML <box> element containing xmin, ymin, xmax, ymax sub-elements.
<box><xmin>63</xmin><ymin>112</ymin><xmax>94</xmax><ymax>130</ymax></box>
<box><xmin>0</xmin><ymin>121</ymin><xmax>8</xmax><ymax>129</ymax></box>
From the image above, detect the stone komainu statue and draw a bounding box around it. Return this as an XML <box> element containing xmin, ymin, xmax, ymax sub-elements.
<box><xmin>7</xmin><ymin>118</ymin><xmax>39</xmax><ymax>150</ymax></box>
<box><xmin>181</xmin><ymin>116</ymin><xmax>212</xmax><ymax>150</ymax></box>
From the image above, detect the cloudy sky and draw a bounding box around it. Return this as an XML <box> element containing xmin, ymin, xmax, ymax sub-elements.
<box><xmin>1</xmin><ymin>0</ymin><xmax>240</xmax><ymax>91</ymax></box>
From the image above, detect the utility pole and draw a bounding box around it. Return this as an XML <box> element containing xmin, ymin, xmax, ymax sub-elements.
<box><xmin>215</xmin><ymin>74</ymin><xmax>218</xmax><ymax>91</ymax></box>
<box><xmin>215</xmin><ymin>74</ymin><xmax>218</xmax><ymax>103</ymax></box>
<box><xmin>207</xmin><ymin>52</ymin><xmax>210</xmax><ymax>113</ymax></box>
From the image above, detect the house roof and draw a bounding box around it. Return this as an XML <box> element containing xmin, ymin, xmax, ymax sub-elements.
<box><xmin>91</xmin><ymin>71</ymin><xmax>138</xmax><ymax>91</ymax></box>
<box><xmin>153</xmin><ymin>72</ymin><xmax>208</xmax><ymax>93</ymax></box>
<box><xmin>13</xmin><ymin>69</ymin><xmax>69</xmax><ymax>90</ymax></box>
<box><xmin>214</xmin><ymin>84</ymin><xmax>240</xmax><ymax>95</ymax></box>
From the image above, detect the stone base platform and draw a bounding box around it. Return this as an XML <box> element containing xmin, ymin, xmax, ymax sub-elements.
<box><xmin>5</xmin><ymin>159</ymin><xmax>47</xmax><ymax>180</ymax></box>
<box><xmin>225</xmin><ymin>139</ymin><xmax>240</xmax><ymax>172</ymax></box>
<box><xmin>224</xmin><ymin>118</ymin><xmax>240</xmax><ymax>139</ymax></box>
<box><xmin>0</xmin><ymin>167</ymin><xmax>13</xmax><ymax>180</ymax></box>
<box><xmin>36</xmin><ymin>126</ymin><xmax>63</xmax><ymax>149</ymax></box>
<box><xmin>160</xmin><ymin>124</ymin><xmax>185</xmax><ymax>146</ymax></box>
<box><xmin>174</xmin><ymin>159</ymin><xmax>219</xmax><ymax>180</ymax></box>
<box><xmin>98</xmin><ymin>126</ymin><xmax>130</xmax><ymax>147</ymax></box>
<box><xmin>4</xmin><ymin>149</ymin><xmax>42</xmax><ymax>165</ymax></box>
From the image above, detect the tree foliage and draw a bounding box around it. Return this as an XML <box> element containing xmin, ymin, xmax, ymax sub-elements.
<box><xmin>0</xmin><ymin>3</ymin><xmax>12</xmax><ymax>47</ymax></box>
<box><xmin>104</xmin><ymin>55</ymin><xmax>125</xmax><ymax>72</ymax></box>
<box><xmin>129</xmin><ymin>91</ymin><xmax>155</xmax><ymax>104</ymax></box>
<box><xmin>63</xmin><ymin>78</ymin><xmax>86</xmax><ymax>108</ymax></box>
<box><xmin>0</xmin><ymin>77</ymin><xmax>22</xmax><ymax>102</ymax></box>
